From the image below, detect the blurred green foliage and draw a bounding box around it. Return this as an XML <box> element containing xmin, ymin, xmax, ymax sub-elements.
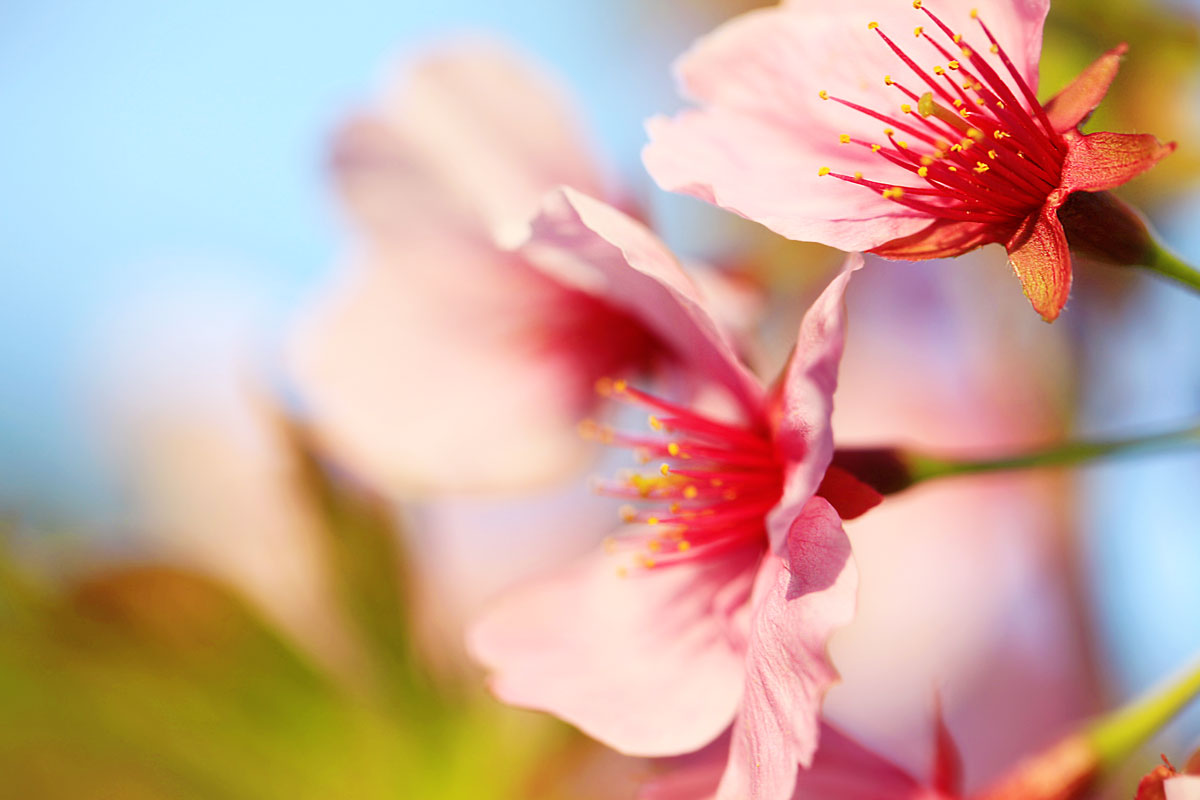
<box><xmin>0</xmin><ymin>429</ymin><xmax>625</xmax><ymax>800</ymax></box>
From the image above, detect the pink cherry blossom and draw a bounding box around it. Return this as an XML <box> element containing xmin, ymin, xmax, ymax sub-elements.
<box><xmin>644</xmin><ymin>0</ymin><xmax>1175</xmax><ymax>321</ymax></box>
<box><xmin>470</xmin><ymin>187</ymin><xmax>863</xmax><ymax>800</ymax></box>
<box><xmin>289</xmin><ymin>43</ymin><xmax>672</xmax><ymax>494</ymax></box>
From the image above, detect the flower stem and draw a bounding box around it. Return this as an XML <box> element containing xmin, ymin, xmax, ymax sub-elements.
<box><xmin>903</xmin><ymin>424</ymin><xmax>1200</xmax><ymax>486</ymax></box>
<box><xmin>1088</xmin><ymin>657</ymin><xmax>1200</xmax><ymax>770</ymax></box>
<box><xmin>1142</xmin><ymin>240</ymin><xmax>1200</xmax><ymax>295</ymax></box>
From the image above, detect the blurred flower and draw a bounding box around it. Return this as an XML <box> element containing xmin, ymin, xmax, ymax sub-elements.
<box><xmin>289</xmin><ymin>41</ymin><xmax>682</xmax><ymax>495</ymax></box>
<box><xmin>644</xmin><ymin>0</ymin><xmax>1174</xmax><ymax>320</ymax></box>
<box><xmin>471</xmin><ymin>188</ymin><xmax>862</xmax><ymax>800</ymax></box>
<box><xmin>1136</xmin><ymin>751</ymin><xmax>1200</xmax><ymax>800</ymax></box>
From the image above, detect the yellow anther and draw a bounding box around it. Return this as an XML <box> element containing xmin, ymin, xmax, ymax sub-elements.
<box><xmin>987</xmin><ymin>149</ymin><xmax>997</xmax><ymax>159</ymax></box>
<box><xmin>659</xmin><ymin>463</ymin><xmax>671</xmax><ymax>477</ymax></box>
<box><xmin>952</xmin><ymin>98</ymin><xmax>963</xmax><ymax>107</ymax></box>
<box><xmin>667</xmin><ymin>442</ymin><xmax>681</xmax><ymax>456</ymax></box>
<box><xmin>995</xmin><ymin>100</ymin><xmax>1005</xmax><ymax>109</ymax></box>
<box><xmin>882</xmin><ymin>186</ymin><xmax>905</xmax><ymax>199</ymax></box>
<box><xmin>933</xmin><ymin>65</ymin><xmax>945</xmax><ymax>76</ymax></box>
<box><xmin>647</xmin><ymin>516</ymin><xmax>659</xmax><ymax>526</ymax></box>
<box><xmin>648</xmin><ymin>415</ymin><xmax>663</xmax><ymax>431</ymax></box>
<box><xmin>900</xmin><ymin>103</ymin><xmax>912</xmax><ymax>114</ymax></box>
<box><xmin>953</xmin><ymin>34</ymin><xmax>962</xmax><ymax>43</ymax></box>
<box><xmin>619</xmin><ymin>506</ymin><xmax>637</xmax><ymax>523</ymax></box>
<box><xmin>819</xmin><ymin>89</ymin><xmax>829</xmax><ymax>100</ymax></box>
<box><xmin>839</xmin><ymin>133</ymin><xmax>851</xmax><ymax>144</ymax></box>
<box><xmin>967</xmin><ymin>128</ymin><xmax>984</xmax><ymax>140</ymax></box>
<box><xmin>920</xmin><ymin>155</ymin><xmax>933</xmax><ymax>165</ymax></box>
<box><xmin>993</xmin><ymin>129</ymin><xmax>1010</xmax><ymax>139</ymax></box>
<box><xmin>897</xmin><ymin>140</ymin><xmax>909</xmax><ymax>149</ymax></box>
<box><xmin>960</xmin><ymin>137</ymin><xmax>974</xmax><ymax>149</ymax></box>
<box><xmin>677</xmin><ymin>541</ymin><xmax>692</xmax><ymax>552</ymax></box>
<box><xmin>883</xmin><ymin>127</ymin><xmax>895</xmax><ymax>136</ymax></box>
<box><xmin>962</xmin><ymin>81</ymin><xmax>972</xmax><ymax>89</ymax></box>
<box><xmin>870</xmin><ymin>143</ymin><xmax>882</xmax><ymax>152</ymax></box>
<box><xmin>884</xmin><ymin>75</ymin><xmax>894</xmax><ymax>86</ymax></box>
<box><xmin>853</xmin><ymin>171</ymin><xmax>863</xmax><ymax>180</ymax></box>
<box><xmin>612</xmin><ymin>379</ymin><xmax>628</xmax><ymax>394</ymax></box>
<box><xmin>975</xmin><ymin>97</ymin><xmax>985</xmax><ymax>106</ymax></box>
<box><xmin>648</xmin><ymin>539</ymin><xmax>661</xmax><ymax>551</ymax></box>
<box><xmin>950</xmin><ymin>143</ymin><xmax>963</xmax><ymax>152</ymax></box>
<box><xmin>959</xmin><ymin>107</ymin><xmax>971</xmax><ymax>119</ymax></box>
<box><xmin>948</xmin><ymin>165</ymin><xmax>958</xmax><ymax>171</ymax></box>
<box><xmin>961</xmin><ymin>47</ymin><xmax>973</xmax><ymax>58</ymax></box>
<box><xmin>947</xmin><ymin>60</ymin><xmax>960</xmax><ymax>70</ymax></box>
<box><xmin>917</xmin><ymin>166</ymin><xmax>929</xmax><ymax>177</ymax></box>
<box><xmin>974</xmin><ymin>161</ymin><xmax>989</xmax><ymax>173</ymax></box>
<box><xmin>917</xmin><ymin>91</ymin><xmax>934</xmax><ymax>117</ymax></box>
<box><xmin>913</xmin><ymin>26</ymin><xmax>924</xmax><ymax>37</ymax></box>
<box><xmin>868</xmin><ymin>21</ymin><xmax>879</xmax><ymax>29</ymax></box>
<box><xmin>1017</xmin><ymin>151</ymin><xmax>1026</xmax><ymax>159</ymax></box>
<box><xmin>970</xmin><ymin>8</ymin><xmax>978</xmax><ymax>18</ymax></box>
<box><xmin>973</xmin><ymin>82</ymin><xmax>983</xmax><ymax>91</ymax></box>
<box><xmin>818</xmin><ymin>166</ymin><xmax>831</xmax><ymax>176</ymax></box>
<box><xmin>640</xmin><ymin>556</ymin><xmax>656</xmax><ymax>569</ymax></box>
<box><xmin>990</xmin><ymin>43</ymin><xmax>999</xmax><ymax>54</ymax></box>
<box><xmin>683</xmin><ymin>485</ymin><xmax>698</xmax><ymax>499</ymax></box>
<box><xmin>913</xmin><ymin>0</ymin><xmax>922</xmax><ymax>7</ymax></box>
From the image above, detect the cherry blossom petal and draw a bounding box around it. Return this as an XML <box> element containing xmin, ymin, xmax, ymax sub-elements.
<box><xmin>468</xmin><ymin>543</ymin><xmax>762</xmax><ymax>757</ymax></box>
<box><xmin>369</xmin><ymin>41</ymin><xmax>604</xmax><ymax>238</ymax></box>
<box><xmin>766</xmin><ymin>255</ymin><xmax>860</xmax><ymax>552</ymax></box>
<box><xmin>289</xmin><ymin>240</ymin><xmax>593</xmax><ymax>494</ymax></box>
<box><xmin>640</xmin><ymin>724</ymin><xmax>934</xmax><ymax>800</ymax></box>
<box><xmin>1166</xmin><ymin>776</ymin><xmax>1200</xmax><ymax>800</ymax></box>
<box><xmin>516</xmin><ymin>187</ymin><xmax>765</xmax><ymax>417</ymax></box>
<box><xmin>716</xmin><ymin>498</ymin><xmax>858</xmax><ymax>799</ymax></box>
<box><xmin>870</xmin><ymin>219</ymin><xmax>1010</xmax><ymax>261</ymax></box>
<box><xmin>1043</xmin><ymin>44</ymin><xmax>1127</xmax><ymax>132</ymax></box>
<box><xmin>1005</xmin><ymin>204</ymin><xmax>1072</xmax><ymax>322</ymax></box>
<box><xmin>1060</xmin><ymin>130</ymin><xmax>1177</xmax><ymax>194</ymax></box>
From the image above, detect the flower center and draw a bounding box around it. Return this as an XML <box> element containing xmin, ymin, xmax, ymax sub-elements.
<box><xmin>817</xmin><ymin>2</ymin><xmax>1065</xmax><ymax>223</ymax></box>
<box><xmin>580</xmin><ymin>379</ymin><xmax>783</xmax><ymax>573</ymax></box>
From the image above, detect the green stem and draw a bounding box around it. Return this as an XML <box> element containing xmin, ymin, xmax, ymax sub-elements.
<box><xmin>1143</xmin><ymin>240</ymin><xmax>1200</xmax><ymax>294</ymax></box>
<box><xmin>1088</xmin><ymin>657</ymin><xmax>1200</xmax><ymax>769</ymax></box>
<box><xmin>904</xmin><ymin>424</ymin><xmax>1200</xmax><ymax>486</ymax></box>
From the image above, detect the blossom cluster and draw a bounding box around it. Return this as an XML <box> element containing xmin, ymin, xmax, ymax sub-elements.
<box><xmin>286</xmin><ymin>2</ymin><xmax>1196</xmax><ymax>799</ymax></box>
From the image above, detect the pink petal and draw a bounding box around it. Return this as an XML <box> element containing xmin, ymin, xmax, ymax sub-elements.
<box><xmin>1006</xmin><ymin>204</ymin><xmax>1072</xmax><ymax>322</ymax></box>
<box><xmin>468</xmin><ymin>542</ymin><xmax>762</xmax><ymax>757</ymax></box>
<box><xmin>1043</xmin><ymin>44</ymin><xmax>1127</xmax><ymax>132</ymax></box>
<box><xmin>1166</xmin><ymin>776</ymin><xmax>1200</xmax><ymax>800</ymax></box>
<box><xmin>870</xmin><ymin>219</ymin><xmax>1010</xmax><ymax>261</ymax></box>
<box><xmin>643</xmin><ymin>0</ymin><xmax>1047</xmax><ymax>250</ymax></box>
<box><xmin>288</xmin><ymin>241</ymin><xmax>594</xmax><ymax>494</ymax></box>
<box><xmin>716</xmin><ymin>498</ymin><xmax>858</xmax><ymax>800</ymax></box>
<box><xmin>517</xmin><ymin>188</ymin><xmax>765</xmax><ymax>418</ymax></box>
<box><xmin>1060</xmin><ymin>130</ymin><xmax>1177</xmax><ymax>194</ymax></box>
<box><xmin>640</xmin><ymin>724</ymin><xmax>931</xmax><ymax>800</ymax></box>
<box><xmin>766</xmin><ymin>254</ymin><xmax>861</xmax><ymax>553</ymax></box>
<box><xmin>338</xmin><ymin>41</ymin><xmax>604</xmax><ymax>240</ymax></box>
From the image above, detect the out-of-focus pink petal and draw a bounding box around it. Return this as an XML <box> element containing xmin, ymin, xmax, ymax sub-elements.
<box><xmin>517</xmin><ymin>188</ymin><xmax>765</xmax><ymax>418</ymax></box>
<box><xmin>716</xmin><ymin>499</ymin><xmax>858</xmax><ymax>799</ymax></box>
<box><xmin>870</xmin><ymin>219</ymin><xmax>1010</xmax><ymax>262</ymax></box>
<box><xmin>1166</xmin><ymin>776</ymin><xmax>1200</xmax><ymax>800</ymax></box>
<box><xmin>1060</xmin><ymin>130</ymin><xmax>1177</xmax><ymax>194</ymax></box>
<box><xmin>643</xmin><ymin>0</ymin><xmax>1048</xmax><ymax>249</ymax></box>
<box><xmin>766</xmin><ymin>255</ymin><xmax>861</xmax><ymax>553</ymax></box>
<box><xmin>468</xmin><ymin>543</ymin><xmax>762</xmax><ymax>757</ymax></box>
<box><xmin>368</xmin><ymin>41</ymin><xmax>604</xmax><ymax>238</ymax></box>
<box><xmin>289</xmin><ymin>240</ymin><xmax>593</xmax><ymax>494</ymax></box>
<box><xmin>1044</xmin><ymin>44</ymin><xmax>1127</xmax><ymax>132</ymax></box>
<box><xmin>1005</xmin><ymin>204</ymin><xmax>1072</xmax><ymax>322</ymax></box>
